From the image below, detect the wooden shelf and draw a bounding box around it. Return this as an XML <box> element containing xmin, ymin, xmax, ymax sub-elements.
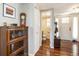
<box><xmin>0</xmin><ymin>26</ymin><xmax>28</xmax><ymax>56</ymax></box>
<box><xmin>9</xmin><ymin>46</ymin><xmax>24</xmax><ymax>56</ymax></box>
<box><xmin>8</xmin><ymin>35</ymin><xmax>26</xmax><ymax>44</ymax></box>
<box><xmin>8</xmin><ymin>27</ymin><xmax>25</xmax><ymax>31</ymax></box>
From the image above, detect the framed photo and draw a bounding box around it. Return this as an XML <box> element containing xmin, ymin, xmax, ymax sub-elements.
<box><xmin>3</xmin><ymin>3</ymin><xmax>16</xmax><ymax>18</ymax></box>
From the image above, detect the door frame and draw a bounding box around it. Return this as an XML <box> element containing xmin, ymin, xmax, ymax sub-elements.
<box><xmin>40</xmin><ymin>9</ymin><xmax>55</xmax><ymax>48</ymax></box>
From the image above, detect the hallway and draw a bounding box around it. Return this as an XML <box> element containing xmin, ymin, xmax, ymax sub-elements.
<box><xmin>35</xmin><ymin>39</ymin><xmax>79</xmax><ymax>56</ymax></box>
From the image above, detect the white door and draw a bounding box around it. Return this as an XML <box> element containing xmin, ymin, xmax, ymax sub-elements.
<box><xmin>60</xmin><ymin>17</ymin><xmax>72</xmax><ymax>40</ymax></box>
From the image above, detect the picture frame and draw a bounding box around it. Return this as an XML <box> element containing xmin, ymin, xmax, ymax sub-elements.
<box><xmin>3</xmin><ymin>3</ymin><xmax>16</xmax><ymax>18</ymax></box>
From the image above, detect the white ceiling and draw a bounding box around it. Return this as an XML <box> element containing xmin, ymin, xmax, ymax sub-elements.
<box><xmin>38</xmin><ymin>3</ymin><xmax>79</xmax><ymax>16</ymax></box>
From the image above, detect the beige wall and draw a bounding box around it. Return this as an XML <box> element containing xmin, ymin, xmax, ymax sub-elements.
<box><xmin>41</xmin><ymin>17</ymin><xmax>50</xmax><ymax>39</ymax></box>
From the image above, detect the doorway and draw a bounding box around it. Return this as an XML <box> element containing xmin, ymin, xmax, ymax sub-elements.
<box><xmin>40</xmin><ymin>10</ymin><xmax>52</xmax><ymax>49</ymax></box>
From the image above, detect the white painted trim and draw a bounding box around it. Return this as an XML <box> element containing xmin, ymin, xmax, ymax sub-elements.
<box><xmin>29</xmin><ymin>54</ymin><xmax>34</xmax><ymax>56</ymax></box>
<box><xmin>33</xmin><ymin>46</ymin><xmax>40</xmax><ymax>56</ymax></box>
<box><xmin>28</xmin><ymin>45</ymin><xmax>40</xmax><ymax>56</ymax></box>
<box><xmin>50</xmin><ymin>46</ymin><xmax>54</xmax><ymax>48</ymax></box>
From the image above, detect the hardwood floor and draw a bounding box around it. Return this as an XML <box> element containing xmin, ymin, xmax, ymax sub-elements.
<box><xmin>35</xmin><ymin>39</ymin><xmax>79</xmax><ymax>56</ymax></box>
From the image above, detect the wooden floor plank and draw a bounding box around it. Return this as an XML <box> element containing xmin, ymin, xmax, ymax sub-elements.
<box><xmin>35</xmin><ymin>39</ymin><xmax>79</xmax><ymax>56</ymax></box>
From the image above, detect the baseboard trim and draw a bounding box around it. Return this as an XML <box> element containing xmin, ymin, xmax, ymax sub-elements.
<box><xmin>50</xmin><ymin>46</ymin><xmax>54</xmax><ymax>48</ymax></box>
<box><xmin>33</xmin><ymin>46</ymin><xmax>40</xmax><ymax>56</ymax></box>
<box><xmin>29</xmin><ymin>46</ymin><xmax>40</xmax><ymax>56</ymax></box>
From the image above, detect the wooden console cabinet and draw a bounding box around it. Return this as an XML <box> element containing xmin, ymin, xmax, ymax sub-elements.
<box><xmin>54</xmin><ymin>36</ymin><xmax>61</xmax><ymax>48</ymax></box>
<box><xmin>0</xmin><ymin>26</ymin><xmax>28</xmax><ymax>56</ymax></box>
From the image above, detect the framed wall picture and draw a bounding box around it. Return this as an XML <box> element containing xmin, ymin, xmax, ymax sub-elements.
<box><xmin>3</xmin><ymin>3</ymin><xmax>16</xmax><ymax>18</ymax></box>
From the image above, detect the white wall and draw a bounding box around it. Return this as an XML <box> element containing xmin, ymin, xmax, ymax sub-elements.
<box><xmin>50</xmin><ymin>9</ymin><xmax>55</xmax><ymax>48</ymax></box>
<box><xmin>59</xmin><ymin>17</ymin><xmax>72</xmax><ymax>40</ymax></box>
<box><xmin>33</xmin><ymin>5</ymin><xmax>41</xmax><ymax>54</ymax></box>
<box><xmin>20</xmin><ymin>3</ymin><xmax>41</xmax><ymax>56</ymax></box>
<box><xmin>0</xmin><ymin>3</ymin><xmax>20</xmax><ymax>26</ymax></box>
<box><xmin>57</xmin><ymin>15</ymin><xmax>79</xmax><ymax>41</ymax></box>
